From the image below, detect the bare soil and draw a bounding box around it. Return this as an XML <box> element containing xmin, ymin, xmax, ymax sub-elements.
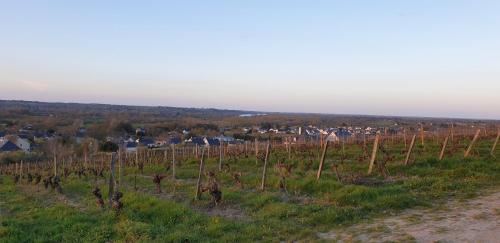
<box><xmin>317</xmin><ymin>190</ymin><xmax>500</xmax><ymax>242</ymax></box>
<box><xmin>204</xmin><ymin>205</ymin><xmax>247</xmax><ymax>220</ymax></box>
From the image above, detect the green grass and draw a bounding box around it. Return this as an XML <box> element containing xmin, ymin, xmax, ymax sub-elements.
<box><xmin>1</xmin><ymin>139</ymin><xmax>499</xmax><ymax>242</ymax></box>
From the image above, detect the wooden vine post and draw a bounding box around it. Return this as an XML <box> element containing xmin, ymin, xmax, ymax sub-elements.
<box><xmin>118</xmin><ymin>149</ymin><xmax>123</xmax><ymax>186</ymax></box>
<box><xmin>464</xmin><ymin>129</ymin><xmax>481</xmax><ymax>158</ymax></box>
<box><xmin>195</xmin><ymin>148</ymin><xmax>206</xmax><ymax>200</ymax></box>
<box><xmin>362</xmin><ymin>134</ymin><xmax>368</xmax><ymax>158</ymax></box>
<box><xmin>491</xmin><ymin>130</ymin><xmax>500</xmax><ymax>156</ymax></box>
<box><xmin>84</xmin><ymin>143</ymin><xmax>88</xmax><ymax>169</ymax></box>
<box><xmin>255</xmin><ymin>138</ymin><xmax>259</xmax><ymax>164</ymax></box>
<box><xmin>288</xmin><ymin>138</ymin><xmax>292</xmax><ymax>160</ymax></box>
<box><xmin>367</xmin><ymin>132</ymin><xmax>380</xmax><ymax>175</ymax></box>
<box><xmin>420</xmin><ymin>123</ymin><xmax>425</xmax><ymax>149</ymax></box>
<box><xmin>404</xmin><ymin>134</ymin><xmax>417</xmax><ymax>165</ymax></box>
<box><xmin>108</xmin><ymin>152</ymin><xmax>117</xmax><ymax>206</ymax></box>
<box><xmin>244</xmin><ymin>141</ymin><xmax>248</xmax><ymax>157</ymax></box>
<box><xmin>451</xmin><ymin>123</ymin><xmax>455</xmax><ymax>143</ymax></box>
<box><xmin>172</xmin><ymin>144</ymin><xmax>176</xmax><ymax>179</ymax></box>
<box><xmin>219</xmin><ymin>140</ymin><xmax>223</xmax><ymax>171</ymax></box>
<box><xmin>120</xmin><ymin>149</ymin><xmax>125</xmax><ymax>186</ymax></box>
<box><xmin>260</xmin><ymin>142</ymin><xmax>271</xmax><ymax>190</ymax></box>
<box><xmin>316</xmin><ymin>140</ymin><xmax>330</xmax><ymax>180</ymax></box>
<box><xmin>135</xmin><ymin>148</ymin><xmax>139</xmax><ymax>169</ymax></box>
<box><xmin>403</xmin><ymin>128</ymin><xmax>407</xmax><ymax>149</ymax></box>
<box><xmin>132</xmin><ymin>148</ymin><xmax>138</xmax><ymax>189</ymax></box>
<box><xmin>53</xmin><ymin>149</ymin><xmax>57</xmax><ymax>177</ymax></box>
<box><xmin>163</xmin><ymin>147</ymin><xmax>167</xmax><ymax>163</ymax></box>
<box><xmin>342</xmin><ymin>140</ymin><xmax>345</xmax><ymax>158</ymax></box>
<box><xmin>439</xmin><ymin>133</ymin><xmax>450</xmax><ymax>161</ymax></box>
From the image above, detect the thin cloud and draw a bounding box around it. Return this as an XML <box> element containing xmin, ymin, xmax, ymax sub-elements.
<box><xmin>22</xmin><ymin>81</ymin><xmax>49</xmax><ymax>92</ymax></box>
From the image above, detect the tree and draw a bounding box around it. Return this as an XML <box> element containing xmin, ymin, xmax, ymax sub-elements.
<box><xmin>114</xmin><ymin>122</ymin><xmax>135</xmax><ymax>134</ymax></box>
<box><xmin>99</xmin><ymin>141</ymin><xmax>119</xmax><ymax>152</ymax></box>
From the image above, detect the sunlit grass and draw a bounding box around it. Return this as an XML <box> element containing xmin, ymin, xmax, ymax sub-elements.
<box><xmin>0</xmin><ymin>139</ymin><xmax>499</xmax><ymax>241</ymax></box>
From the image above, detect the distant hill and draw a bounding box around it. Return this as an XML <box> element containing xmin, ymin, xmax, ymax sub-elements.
<box><xmin>0</xmin><ymin>100</ymin><xmax>254</xmax><ymax>119</ymax></box>
<box><xmin>0</xmin><ymin>100</ymin><xmax>496</xmax><ymax>130</ymax></box>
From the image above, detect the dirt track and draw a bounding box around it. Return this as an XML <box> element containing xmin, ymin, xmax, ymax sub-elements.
<box><xmin>318</xmin><ymin>190</ymin><xmax>500</xmax><ymax>242</ymax></box>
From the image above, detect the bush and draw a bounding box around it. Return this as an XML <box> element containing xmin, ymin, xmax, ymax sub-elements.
<box><xmin>99</xmin><ymin>141</ymin><xmax>119</xmax><ymax>152</ymax></box>
<box><xmin>0</xmin><ymin>151</ymin><xmax>45</xmax><ymax>165</ymax></box>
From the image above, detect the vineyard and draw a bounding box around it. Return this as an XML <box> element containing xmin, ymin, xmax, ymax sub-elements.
<box><xmin>1</xmin><ymin>127</ymin><xmax>499</xmax><ymax>242</ymax></box>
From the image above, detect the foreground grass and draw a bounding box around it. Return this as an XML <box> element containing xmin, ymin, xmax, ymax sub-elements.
<box><xmin>0</xmin><ymin>179</ymin><xmax>276</xmax><ymax>242</ymax></box>
<box><xmin>1</xmin><ymin>140</ymin><xmax>499</xmax><ymax>242</ymax></box>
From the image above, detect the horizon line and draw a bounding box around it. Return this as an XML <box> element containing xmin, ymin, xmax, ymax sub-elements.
<box><xmin>2</xmin><ymin>99</ymin><xmax>499</xmax><ymax>122</ymax></box>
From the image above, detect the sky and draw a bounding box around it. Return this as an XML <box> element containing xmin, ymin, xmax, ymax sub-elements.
<box><xmin>1</xmin><ymin>1</ymin><xmax>499</xmax><ymax>119</ymax></box>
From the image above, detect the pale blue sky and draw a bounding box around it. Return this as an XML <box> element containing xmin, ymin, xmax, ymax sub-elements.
<box><xmin>1</xmin><ymin>1</ymin><xmax>499</xmax><ymax>119</ymax></box>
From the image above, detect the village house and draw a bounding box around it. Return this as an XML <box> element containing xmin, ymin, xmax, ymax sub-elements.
<box><xmin>14</xmin><ymin>136</ymin><xmax>32</xmax><ymax>152</ymax></box>
<box><xmin>204</xmin><ymin>137</ymin><xmax>220</xmax><ymax>146</ymax></box>
<box><xmin>76</xmin><ymin>127</ymin><xmax>87</xmax><ymax>144</ymax></box>
<box><xmin>258</xmin><ymin>128</ymin><xmax>268</xmax><ymax>134</ymax></box>
<box><xmin>167</xmin><ymin>137</ymin><xmax>182</xmax><ymax>145</ymax></box>
<box><xmin>124</xmin><ymin>141</ymin><xmax>137</xmax><ymax>153</ymax></box>
<box><xmin>0</xmin><ymin>140</ymin><xmax>21</xmax><ymax>152</ymax></box>
<box><xmin>241</xmin><ymin>127</ymin><xmax>251</xmax><ymax>134</ymax></box>
<box><xmin>0</xmin><ymin>134</ymin><xmax>32</xmax><ymax>153</ymax></box>
<box><xmin>137</xmin><ymin>137</ymin><xmax>157</xmax><ymax>148</ymax></box>
<box><xmin>136</xmin><ymin>128</ymin><xmax>146</xmax><ymax>137</ymax></box>
<box><xmin>270</xmin><ymin>128</ymin><xmax>279</xmax><ymax>133</ymax></box>
<box><xmin>216</xmin><ymin>135</ymin><xmax>235</xmax><ymax>143</ymax></box>
<box><xmin>186</xmin><ymin>136</ymin><xmax>205</xmax><ymax>146</ymax></box>
<box><xmin>325</xmin><ymin>132</ymin><xmax>339</xmax><ymax>142</ymax></box>
<box><xmin>335</xmin><ymin>128</ymin><xmax>353</xmax><ymax>140</ymax></box>
<box><xmin>18</xmin><ymin>124</ymin><xmax>34</xmax><ymax>134</ymax></box>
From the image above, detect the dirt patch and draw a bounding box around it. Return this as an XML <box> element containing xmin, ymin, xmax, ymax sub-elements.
<box><xmin>0</xmin><ymin>201</ymin><xmax>10</xmax><ymax>218</ymax></box>
<box><xmin>123</xmin><ymin>183</ymin><xmax>248</xmax><ymax>220</ymax></box>
<box><xmin>18</xmin><ymin>184</ymin><xmax>87</xmax><ymax>212</ymax></box>
<box><xmin>204</xmin><ymin>206</ymin><xmax>247</xmax><ymax>220</ymax></box>
<box><xmin>281</xmin><ymin>194</ymin><xmax>305</xmax><ymax>203</ymax></box>
<box><xmin>318</xmin><ymin>190</ymin><xmax>500</xmax><ymax>242</ymax></box>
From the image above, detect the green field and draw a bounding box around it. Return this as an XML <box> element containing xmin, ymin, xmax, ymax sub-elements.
<box><xmin>1</xmin><ymin>139</ymin><xmax>499</xmax><ymax>242</ymax></box>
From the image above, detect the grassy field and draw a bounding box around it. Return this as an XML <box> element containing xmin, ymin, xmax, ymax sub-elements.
<box><xmin>1</xmin><ymin>139</ymin><xmax>499</xmax><ymax>242</ymax></box>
